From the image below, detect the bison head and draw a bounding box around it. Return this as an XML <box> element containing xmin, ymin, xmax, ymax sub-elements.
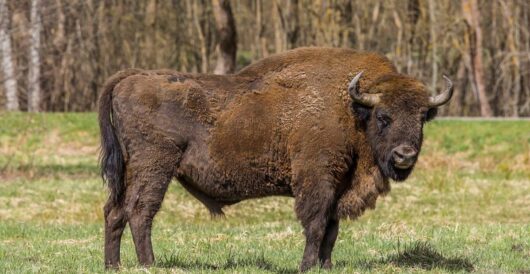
<box><xmin>348</xmin><ymin>71</ymin><xmax>453</xmax><ymax>181</ymax></box>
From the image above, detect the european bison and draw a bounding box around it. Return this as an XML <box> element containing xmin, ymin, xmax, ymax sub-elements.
<box><xmin>99</xmin><ymin>47</ymin><xmax>453</xmax><ymax>271</ymax></box>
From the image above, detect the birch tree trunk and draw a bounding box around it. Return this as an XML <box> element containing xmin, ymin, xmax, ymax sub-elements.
<box><xmin>212</xmin><ymin>0</ymin><xmax>237</xmax><ymax>75</ymax></box>
<box><xmin>428</xmin><ymin>0</ymin><xmax>438</xmax><ymax>95</ymax></box>
<box><xmin>0</xmin><ymin>0</ymin><xmax>18</xmax><ymax>110</ymax></box>
<box><xmin>28</xmin><ymin>0</ymin><xmax>42</xmax><ymax>112</ymax></box>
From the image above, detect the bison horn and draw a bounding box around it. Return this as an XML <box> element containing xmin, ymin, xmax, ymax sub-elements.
<box><xmin>348</xmin><ymin>71</ymin><xmax>381</xmax><ymax>107</ymax></box>
<box><xmin>429</xmin><ymin>75</ymin><xmax>454</xmax><ymax>107</ymax></box>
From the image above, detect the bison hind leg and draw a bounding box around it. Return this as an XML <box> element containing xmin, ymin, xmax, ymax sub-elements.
<box><xmin>104</xmin><ymin>197</ymin><xmax>127</xmax><ymax>269</ymax></box>
<box><xmin>123</xmin><ymin>148</ymin><xmax>180</xmax><ymax>267</ymax></box>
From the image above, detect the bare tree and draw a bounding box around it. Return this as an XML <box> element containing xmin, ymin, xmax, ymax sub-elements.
<box><xmin>254</xmin><ymin>0</ymin><xmax>268</xmax><ymax>59</ymax></box>
<box><xmin>212</xmin><ymin>0</ymin><xmax>237</xmax><ymax>74</ymax></box>
<box><xmin>0</xmin><ymin>0</ymin><xmax>529</xmax><ymax>115</ymax></box>
<box><xmin>28</xmin><ymin>0</ymin><xmax>42</xmax><ymax>112</ymax></box>
<box><xmin>285</xmin><ymin>0</ymin><xmax>299</xmax><ymax>49</ymax></box>
<box><xmin>428</xmin><ymin>0</ymin><xmax>438</xmax><ymax>96</ymax></box>
<box><xmin>462</xmin><ymin>0</ymin><xmax>493</xmax><ymax>117</ymax></box>
<box><xmin>145</xmin><ymin>0</ymin><xmax>159</xmax><ymax>67</ymax></box>
<box><xmin>499</xmin><ymin>0</ymin><xmax>521</xmax><ymax>117</ymax></box>
<box><xmin>0</xmin><ymin>0</ymin><xmax>18</xmax><ymax>110</ymax></box>
<box><xmin>272</xmin><ymin>0</ymin><xmax>283</xmax><ymax>53</ymax></box>
<box><xmin>190</xmin><ymin>0</ymin><xmax>209</xmax><ymax>73</ymax></box>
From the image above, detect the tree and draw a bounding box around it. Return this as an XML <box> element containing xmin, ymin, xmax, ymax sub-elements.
<box><xmin>272</xmin><ymin>0</ymin><xmax>283</xmax><ymax>53</ymax></box>
<box><xmin>28</xmin><ymin>0</ymin><xmax>42</xmax><ymax>112</ymax></box>
<box><xmin>428</xmin><ymin>0</ymin><xmax>438</xmax><ymax>96</ymax></box>
<box><xmin>0</xmin><ymin>0</ymin><xmax>18</xmax><ymax>110</ymax></box>
<box><xmin>0</xmin><ymin>1</ymin><xmax>529</xmax><ymax>115</ymax></box>
<box><xmin>462</xmin><ymin>0</ymin><xmax>493</xmax><ymax>117</ymax></box>
<box><xmin>212</xmin><ymin>0</ymin><xmax>237</xmax><ymax>74</ymax></box>
<box><xmin>190</xmin><ymin>0</ymin><xmax>209</xmax><ymax>73</ymax></box>
<box><xmin>285</xmin><ymin>0</ymin><xmax>299</xmax><ymax>49</ymax></box>
<box><xmin>254</xmin><ymin>0</ymin><xmax>268</xmax><ymax>59</ymax></box>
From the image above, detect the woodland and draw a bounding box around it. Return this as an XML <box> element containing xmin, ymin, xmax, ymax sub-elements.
<box><xmin>0</xmin><ymin>0</ymin><xmax>529</xmax><ymax>116</ymax></box>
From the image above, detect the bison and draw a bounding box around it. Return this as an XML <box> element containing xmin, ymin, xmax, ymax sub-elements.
<box><xmin>99</xmin><ymin>47</ymin><xmax>453</xmax><ymax>271</ymax></box>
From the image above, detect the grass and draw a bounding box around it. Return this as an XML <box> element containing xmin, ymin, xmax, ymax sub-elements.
<box><xmin>0</xmin><ymin>113</ymin><xmax>529</xmax><ymax>273</ymax></box>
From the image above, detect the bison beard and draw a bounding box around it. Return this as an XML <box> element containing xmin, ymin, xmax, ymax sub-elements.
<box><xmin>99</xmin><ymin>47</ymin><xmax>453</xmax><ymax>271</ymax></box>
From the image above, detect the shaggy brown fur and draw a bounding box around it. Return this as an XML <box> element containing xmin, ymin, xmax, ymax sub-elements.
<box><xmin>99</xmin><ymin>47</ymin><xmax>450</xmax><ymax>271</ymax></box>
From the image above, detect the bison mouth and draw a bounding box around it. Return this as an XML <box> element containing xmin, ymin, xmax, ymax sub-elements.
<box><xmin>390</xmin><ymin>163</ymin><xmax>414</xmax><ymax>181</ymax></box>
<box><xmin>379</xmin><ymin>159</ymin><xmax>415</xmax><ymax>182</ymax></box>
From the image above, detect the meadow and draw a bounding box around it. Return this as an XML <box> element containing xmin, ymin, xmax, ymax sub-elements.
<box><xmin>0</xmin><ymin>113</ymin><xmax>529</xmax><ymax>273</ymax></box>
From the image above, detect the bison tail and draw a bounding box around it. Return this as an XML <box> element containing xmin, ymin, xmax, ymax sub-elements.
<box><xmin>98</xmin><ymin>69</ymin><xmax>141</xmax><ymax>205</ymax></box>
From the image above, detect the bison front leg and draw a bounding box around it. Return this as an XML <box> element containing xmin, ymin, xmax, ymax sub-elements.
<box><xmin>319</xmin><ymin>218</ymin><xmax>339</xmax><ymax>269</ymax></box>
<box><xmin>294</xmin><ymin>174</ymin><xmax>336</xmax><ymax>272</ymax></box>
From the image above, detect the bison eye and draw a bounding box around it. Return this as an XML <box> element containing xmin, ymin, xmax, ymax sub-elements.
<box><xmin>376</xmin><ymin>114</ymin><xmax>391</xmax><ymax>129</ymax></box>
<box><xmin>424</xmin><ymin>107</ymin><xmax>438</xmax><ymax>122</ymax></box>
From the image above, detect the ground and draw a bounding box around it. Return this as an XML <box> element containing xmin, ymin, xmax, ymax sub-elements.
<box><xmin>0</xmin><ymin>113</ymin><xmax>529</xmax><ymax>273</ymax></box>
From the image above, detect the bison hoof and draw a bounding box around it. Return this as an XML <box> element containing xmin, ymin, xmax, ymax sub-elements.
<box><xmin>299</xmin><ymin>261</ymin><xmax>317</xmax><ymax>272</ymax></box>
<box><xmin>104</xmin><ymin>263</ymin><xmax>120</xmax><ymax>271</ymax></box>
<box><xmin>321</xmin><ymin>260</ymin><xmax>333</xmax><ymax>270</ymax></box>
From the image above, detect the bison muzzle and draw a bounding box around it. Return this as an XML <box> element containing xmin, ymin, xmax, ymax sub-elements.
<box><xmin>99</xmin><ymin>47</ymin><xmax>453</xmax><ymax>271</ymax></box>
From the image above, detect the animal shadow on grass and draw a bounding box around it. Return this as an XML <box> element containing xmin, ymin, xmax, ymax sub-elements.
<box><xmin>340</xmin><ymin>241</ymin><xmax>474</xmax><ymax>272</ymax></box>
<box><xmin>157</xmin><ymin>251</ymin><xmax>298</xmax><ymax>274</ymax></box>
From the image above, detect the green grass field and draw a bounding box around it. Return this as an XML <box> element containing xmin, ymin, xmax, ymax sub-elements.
<box><xmin>1</xmin><ymin>113</ymin><xmax>529</xmax><ymax>273</ymax></box>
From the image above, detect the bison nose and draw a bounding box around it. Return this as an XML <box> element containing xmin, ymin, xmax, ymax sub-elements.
<box><xmin>392</xmin><ymin>145</ymin><xmax>418</xmax><ymax>169</ymax></box>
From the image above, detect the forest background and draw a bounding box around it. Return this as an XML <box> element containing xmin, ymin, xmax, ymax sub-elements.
<box><xmin>1</xmin><ymin>0</ymin><xmax>529</xmax><ymax>117</ymax></box>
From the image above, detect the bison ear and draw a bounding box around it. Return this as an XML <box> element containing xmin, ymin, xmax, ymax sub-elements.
<box><xmin>425</xmin><ymin>107</ymin><xmax>438</xmax><ymax>122</ymax></box>
<box><xmin>352</xmin><ymin>102</ymin><xmax>371</xmax><ymax>126</ymax></box>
